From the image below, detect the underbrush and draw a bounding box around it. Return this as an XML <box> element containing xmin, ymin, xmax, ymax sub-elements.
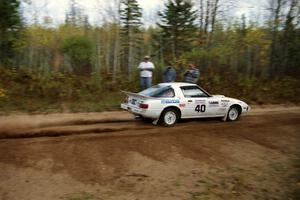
<box><xmin>200</xmin><ymin>75</ymin><xmax>300</xmax><ymax>104</ymax></box>
<box><xmin>0</xmin><ymin>68</ymin><xmax>299</xmax><ymax>114</ymax></box>
<box><xmin>0</xmin><ymin>68</ymin><xmax>135</xmax><ymax>114</ymax></box>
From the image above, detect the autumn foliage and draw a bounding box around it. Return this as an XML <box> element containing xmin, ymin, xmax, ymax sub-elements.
<box><xmin>0</xmin><ymin>0</ymin><xmax>299</xmax><ymax>113</ymax></box>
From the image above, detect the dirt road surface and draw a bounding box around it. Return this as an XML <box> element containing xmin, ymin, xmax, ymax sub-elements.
<box><xmin>0</xmin><ymin>106</ymin><xmax>300</xmax><ymax>200</ymax></box>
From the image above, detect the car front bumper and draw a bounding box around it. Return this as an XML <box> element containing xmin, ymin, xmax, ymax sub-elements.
<box><xmin>241</xmin><ymin>104</ymin><xmax>251</xmax><ymax>113</ymax></box>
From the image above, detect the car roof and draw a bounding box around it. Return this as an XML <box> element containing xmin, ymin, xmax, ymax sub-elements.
<box><xmin>157</xmin><ymin>82</ymin><xmax>197</xmax><ymax>87</ymax></box>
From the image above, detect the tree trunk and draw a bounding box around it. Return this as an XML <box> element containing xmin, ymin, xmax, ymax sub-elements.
<box><xmin>128</xmin><ymin>25</ymin><xmax>133</xmax><ymax>79</ymax></box>
<box><xmin>281</xmin><ymin>0</ymin><xmax>298</xmax><ymax>74</ymax></box>
<box><xmin>52</xmin><ymin>49</ymin><xmax>63</xmax><ymax>72</ymax></box>
<box><xmin>209</xmin><ymin>0</ymin><xmax>219</xmax><ymax>45</ymax></box>
<box><xmin>269</xmin><ymin>0</ymin><xmax>283</xmax><ymax>77</ymax></box>
<box><xmin>199</xmin><ymin>0</ymin><xmax>204</xmax><ymax>45</ymax></box>
<box><xmin>113</xmin><ymin>26</ymin><xmax>120</xmax><ymax>82</ymax></box>
<box><xmin>204</xmin><ymin>0</ymin><xmax>210</xmax><ymax>44</ymax></box>
<box><xmin>112</xmin><ymin>0</ymin><xmax>121</xmax><ymax>82</ymax></box>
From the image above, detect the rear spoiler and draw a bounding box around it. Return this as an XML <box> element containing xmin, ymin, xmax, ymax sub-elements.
<box><xmin>121</xmin><ymin>91</ymin><xmax>156</xmax><ymax>100</ymax></box>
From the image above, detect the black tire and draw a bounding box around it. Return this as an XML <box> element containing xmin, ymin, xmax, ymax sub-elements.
<box><xmin>159</xmin><ymin>108</ymin><xmax>179</xmax><ymax>126</ymax></box>
<box><xmin>226</xmin><ymin>106</ymin><xmax>240</xmax><ymax>121</ymax></box>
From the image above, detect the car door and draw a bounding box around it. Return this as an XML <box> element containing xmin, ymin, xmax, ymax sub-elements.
<box><xmin>180</xmin><ymin>86</ymin><xmax>217</xmax><ymax>118</ymax></box>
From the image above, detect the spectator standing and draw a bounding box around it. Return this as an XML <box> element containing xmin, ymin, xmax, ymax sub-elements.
<box><xmin>138</xmin><ymin>56</ymin><xmax>155</xmax><ymax>90</ymax></box>
<box><xmin>163</xmin><ymin>62</ymin><xmax>176</xmax><ymax>82</ymax></box>
<box><xmin>183</xmin><ymin>63</ymin><xmax>200</xmax><ymax>83</ymax></box>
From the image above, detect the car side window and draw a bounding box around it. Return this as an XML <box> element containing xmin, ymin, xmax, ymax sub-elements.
<box><xmin>180</xmin><ymin>86</ymin><xmax>208</xmax><ymax>98</ymax></box>
<box><xmin>153</xmin><ymin>88</ymin><xmax>175</xmax><ymax>98</ymax></box>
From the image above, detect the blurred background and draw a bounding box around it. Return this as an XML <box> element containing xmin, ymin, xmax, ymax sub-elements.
<box><xmin>0</xmin><ymin>0</ymin><xmax>299</xmax><ymax>113</ymax></box>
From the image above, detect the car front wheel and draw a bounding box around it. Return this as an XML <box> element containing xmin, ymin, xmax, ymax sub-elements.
<box><xmin>160</xmin><ymin>108</ymin><xmax>179</xmax><ymax>126</ymax></box>
<box><xmin>227</xmin><ymin>106</ymin><xmax>240</xmax><ymax>121</ymax></box>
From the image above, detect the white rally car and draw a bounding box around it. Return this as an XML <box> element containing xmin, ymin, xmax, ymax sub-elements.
<box><xmin>121</xmin><ymin>82</ymin><xmax>250</xmax><ymax>126</ymax></box>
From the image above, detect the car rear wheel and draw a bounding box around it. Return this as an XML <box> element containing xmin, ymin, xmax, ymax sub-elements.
<box><xmin>160</xmin><ymin>108</ymin><xmax>179</xmax><ymax>126</ymax></box>
<box><xmin>227</xmin><ymin>106</ymin><xmax>240</xmax><ymax>121</ymax></box>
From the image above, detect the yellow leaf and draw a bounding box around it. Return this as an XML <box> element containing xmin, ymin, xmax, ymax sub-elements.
<box><xmin>0</xmin><ymin>89</ymin><xmax>6</xmax><ymax>98</ymax></box>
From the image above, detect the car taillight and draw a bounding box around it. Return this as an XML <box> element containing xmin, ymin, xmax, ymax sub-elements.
<box><xmin>139</xmin><ymin>103</ymin><xmax>149</xmax><ymax>109</ymax></box>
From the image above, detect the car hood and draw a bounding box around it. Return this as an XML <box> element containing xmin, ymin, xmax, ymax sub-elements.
<box><xmin>212</xmin><ymin>95</ymin><xmax>247</xmax><ymax>104</ymax></box>
<box><xmin>212</xmin><ymin>95</ymin><xmax>225</xmax><ymax>98</ymax></box>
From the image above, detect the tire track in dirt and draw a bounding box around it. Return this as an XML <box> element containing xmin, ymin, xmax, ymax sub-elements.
<box><xmin>0</xmin><ymin>121</ymin><xmax>155</xmax><ymax>139</ymax></box>
<box><xmin>0</xmin><ymin>111</ymin><xmax>134</xmax><ymax>134</ymax></box>
<box><xmin>0</xmin><ymin>106</ymin><xmax>299</xmax><ymax>140</ymax></box>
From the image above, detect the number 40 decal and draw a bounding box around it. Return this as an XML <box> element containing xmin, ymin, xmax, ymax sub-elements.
<box><xmin>195</xmin><ymin>105</ymin><xmax>206</xmax><ymax>112</ymax></box>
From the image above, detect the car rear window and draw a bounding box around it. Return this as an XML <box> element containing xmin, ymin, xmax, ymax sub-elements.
<box><xmin>139</xmin><ymin>85</ymin><xmax>175</xmax><ymax>98</ymax></box>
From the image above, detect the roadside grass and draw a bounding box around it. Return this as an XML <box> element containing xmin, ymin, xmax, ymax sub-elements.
<box><xmin>0</xmin><ymin>68</ymin><xmax>136</xmax><ymax>114</ymax></box>
<box><xmin>0</xmin><ymin>68</ymin><xmax>299</xmax><ymax>114</ymax></box>
<box><xmin>0</xmin><ymin>92</ymin><xmax>123</xmax><ymax>114</ymax></box>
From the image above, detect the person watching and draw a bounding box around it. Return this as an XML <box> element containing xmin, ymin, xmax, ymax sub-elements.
<box><xmin>183</xmin><ymin>63</ymin><xmax>200</xmax><ymax>84</ymax></box>
<box><xmin>163</xmin><ymin>62</ymin><xmax>176</xmax><ymax>83</ymax></box>
<box><xmin>138</xmin><ymin>55</ymin><xmax>155</xmax><ymax>90</ymax></box>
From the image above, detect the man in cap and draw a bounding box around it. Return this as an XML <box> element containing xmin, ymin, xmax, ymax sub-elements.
<box><xmin>183</xmin><ymin>63</ymin><xmax>200</xmax><ymax>83</ymax></box>
<box><xmin>138</xmin><ymin>56</ymin><xmax>155</xmax><ymax>90</ymax></box>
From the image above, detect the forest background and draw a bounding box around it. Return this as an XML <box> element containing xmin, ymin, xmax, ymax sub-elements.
<box><xmin>0</xmin><ymin>0</ymin><xmax>299</xmax><ymax>113</ymax></box>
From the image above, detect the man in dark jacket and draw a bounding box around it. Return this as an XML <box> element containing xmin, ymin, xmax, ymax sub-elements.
<box><xmin>163</xmin><ymin>62</ymin><xmax>176</xmax><ymax>82</ymax></box>
<box><xmin>183</xmin><ymin>63</ymin><xmax>200</xmax><ymax>83</ymax></box>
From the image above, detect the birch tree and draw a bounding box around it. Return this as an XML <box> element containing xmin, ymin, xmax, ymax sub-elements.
<box><xmin>120</xmin><ymin>0</ymin><xmax>142</xmax><ymax>79</ymax></box>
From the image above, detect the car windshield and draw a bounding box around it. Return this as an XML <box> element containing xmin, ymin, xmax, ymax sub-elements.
<box><xmin>139</xmin><ymin>85</ymin><xmax>175</xmax><ymax>98</ymax></box>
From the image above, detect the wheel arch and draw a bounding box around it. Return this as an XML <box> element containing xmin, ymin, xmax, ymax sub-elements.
<box><xmin>230</xmin><ymin>104</ymin><xmax>242</xmax><ymax>114</ymax></box>
<box><xmin>222</xmin><ymin>103</ymin><xmax>242</xmax><ymax>121</ymax></box>
<box><xmin>160</xmin><ymin>106</ymin><xmax>182</xmax><ymax>119</ymax></box>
